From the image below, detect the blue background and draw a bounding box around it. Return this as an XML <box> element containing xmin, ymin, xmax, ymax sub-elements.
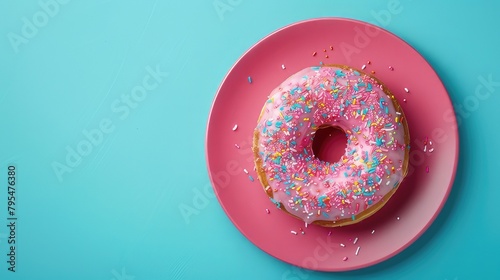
<box><xmin>1</xmin><ymin>0</ymin><xmax>499</xmax><ymax>279</ymax></box>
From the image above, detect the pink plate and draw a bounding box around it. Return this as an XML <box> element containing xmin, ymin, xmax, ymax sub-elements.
<box><xmin>206</xmin><ymin>18</ymin><xmax>459</xmax><ymax>271</ymax></box>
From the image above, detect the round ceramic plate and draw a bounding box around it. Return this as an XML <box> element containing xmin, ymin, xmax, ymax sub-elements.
<box><xmin>205</xmin><ymin>18</ymin><xmax>459</xmax><ymax>271</ymax></box>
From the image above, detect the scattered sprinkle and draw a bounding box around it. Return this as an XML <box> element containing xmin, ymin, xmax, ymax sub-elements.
<box><xmin>328</xmin><ymin>231</ymin><xmax>332</xmax><ymax>236</ymax></box>
<box><xmin>243</xmin><ymin>168</ymin><xmax>249</xmax><ymax>174</ymax></box>
<box><xmin>291</xmin><ymin>231</ymin><xmax>298</xmax><ymax>235</ymax></box>
<box><xmin>281</xmin><ymin>64</ymin><xmax>286</xmax><ymax>70</ymax></box>
<box><xmin>234</xmin><ymin>144</ymin><xmax>240</xmax><ymax>149</ymax></box>
<box><xmin>330</xmin><ymin>46</ymin><xmax>334</xmax><ymax>50</ymax></box>
<box><xmin>247</xmin><ymin>76</ymin><xmax>252</xmax><ymax>83</ymax></box>
<box><xmin>396</xmin><ymin>216</ymin><xmax>400</xmax><ymax>220</ymax></box>
<box><xmin>353</xmin><ymin>237</ymin><xmax>358</xmax><ymax>244</ymax></box>
<box><xmin>248</xmin><ymin>175</ymin><xmax>254</xmax><ymax>182</ymax></box>
<box><xmin>426</xmin><ymin>166</ymin><xmax>429</xmax><ymax>173</ymax></box>
<box><xmin>404</xmin><ymin>87</ymin><xmax>409</xmax><ymax>93</ymax></box>
<box><xmin>266</xmin><ymin>208</ymin><xmax>270</xmax><ymax>214</ymax></box>
<box><xmin>367</xmin><ymin>60</ymin><xmax>371</xmax><ymax>65</ymax></box>
<box><xmin>429</xmin><ymin>148</ymin><xmax>434</xmax><ymax>153</ymax></box>
<box><xmin>403</xmin><ymin>98</ymin><xmax>407</xmax><ymax>103</ymax></box>
<box><xmin>340</xmin><ymin>243</ymin><xmax>346</xmax><ymax>247</ymax></box>
<box><xmin>312</xmin><ymin>51</ymin><xmax>317</xmax><ymax>56</ymax></box>
<box><xmin>371</xmin><ymin>230</ymin><xmax>375</xmax><ymax>234</ymax></box>
<box><xmin>371</xmin><ymin>70</ymin><xmax>376</xmax><ymax>74</ymax></box>
<box><xmin>361</xmin><ymin>64</ymin><xmax>366</xmax><ymax>70</ymax></box>
<box><xmin>355</xmin><ymin>246</ymin><xmax>361</xmax><ymax>256</ymax></box>
<box><xmin>325</xmin><ymin>55</ymin><xmax>329</xmax><ymax>58</ymax></box>
<box><xmin>343</xmin><ymin>257</ymin><xmax>348</xmax><ymax>261</ymax></box>
<box><xmin>389</xmin><ymin>66</ymin><xmax>394</xmax><ymax>71</ymax></box>
<box><xmin>232</xmin><ymin>124</ymin><xmax>238</xmax><ymax>131</ymax></box>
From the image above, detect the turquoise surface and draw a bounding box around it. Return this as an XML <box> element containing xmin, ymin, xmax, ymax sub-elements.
<box><xmin>1</xmin><ymin>0</ymin><xmax>499</xmax><ymax>279</ymax></box>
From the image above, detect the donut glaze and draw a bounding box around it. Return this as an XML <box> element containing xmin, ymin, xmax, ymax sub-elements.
<box><xmin>253</xmin><ymin>65</ymin><xmax>409</xmax><ymax>227</ymax></box>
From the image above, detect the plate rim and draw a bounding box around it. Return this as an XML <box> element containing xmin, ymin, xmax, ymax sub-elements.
<box><xmin>205</xmin><ymin>17</ymin><xmax>460</xmax><ymax>271</ymax></box>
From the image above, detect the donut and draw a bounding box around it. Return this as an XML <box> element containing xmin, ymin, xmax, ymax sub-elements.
<box><xmin>252</xmin><ymin>65</ymin><xmax>409</xmax><ymax>227</ymax></box>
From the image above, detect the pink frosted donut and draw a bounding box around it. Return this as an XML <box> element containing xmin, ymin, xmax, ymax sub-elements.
<box><xmin>253</xmin><ymin>65</ymin><xmax>409</xmax><ymax>227</ymax></box>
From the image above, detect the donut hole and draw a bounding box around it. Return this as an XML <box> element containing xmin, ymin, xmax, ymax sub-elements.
<box><xmin>312</xmin><ymin>125</ymin><xmax>347</xmax><ymax>164</ymax></box>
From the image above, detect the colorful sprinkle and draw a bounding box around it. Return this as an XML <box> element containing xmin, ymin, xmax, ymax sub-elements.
<box><xmin>248</xmin><ymin>175</ymin><xmax>254</xmax><ymax>182</ymax></box>
<box><xmin>291</xmin><ymin>231</ymin><xmax>298</xmax><ymax>235</ymax></box>
<box><xmin>248</xmin><ymin>76</ymin><xmax>252</xmax><ymax>83</ymax></box>
<box><xmin>282</xmin><ymin>64</ymin><xmax>286</xmax><ymax>70</ymax></box>
<box><xmin>355</xmin><ymin>246</ymin><xmax>360</xmax><ymax>256</ymax></box>
<box><xmin>234</xmin><ymin>144</ymin><xmax>240</xmax><ymax>149</ymax></box>
<box><xmin>404</xmin><ymin>87</ymin><xmax>409</xmax><ymax>93</ymax></box>
<box><xmin>312</xmin><ymin>51</ymin><xmax>317</xmax><ymax>56</ymax></box>
<box><xmin>389</xmin><ymin>66</ymin><xmax>394</xmax><ymax>71</ymax></box>
<box><xmin>353</xmin><ymin>237</ymin><xmax>358</xmax><ymax>244</ymax></box>
<box><xmin>343</xmin><ymin>257</ymin><xmax>348</xmax><ymax>261</ymax></box>
<box><xmin>266</xmin><ymin>208</ymin><xmax>270</xmax><ymax>214</ymax></box>
<box><xmin>254</xmin><ymin>66</ymin><xmax>408</xmax><ymax>225</ymax></box>
<box><xmin>371</xmin><ymin>230</ymin><xmax>375</xmax><ymax>234</ymax></box>
<box><xmin>361</xmin><ymin>64</ymin><xmax>366</xmax><ymax>70</ymax></box>
<box><xmin>232</xmin><ymin>124</ymin><xmax>238</xmax><ymax>131</ymax></box>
